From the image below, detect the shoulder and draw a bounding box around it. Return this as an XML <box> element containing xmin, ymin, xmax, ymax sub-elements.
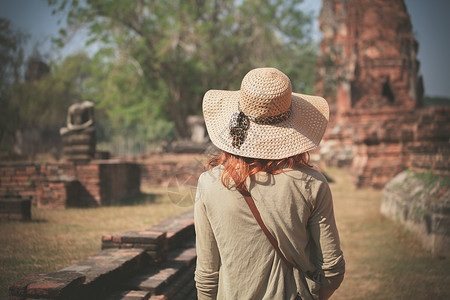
<box><xmin>281</xmin><ymin>165</ymin><xmax>329</xmax><ymax>185</ymax></box>
<box><xmin>277</xmin><ymin>166</ymin><xmax>331</xmax><ymax>203</ymax></box>
<box><xmin>197</xmin><ymin>166</ymin><xmax>228</xmax><ymax>198</ymax></box>
<box><xmin>198</xmin><ymin>165</ymin><xmax>224</xmax><ymax>186</ymax></box>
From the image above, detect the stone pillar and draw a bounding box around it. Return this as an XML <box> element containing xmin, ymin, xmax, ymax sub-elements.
<box><xmin>186</xmin><ymin>115</ymin><xmax>207</xmax><ymax>144</ymax></box>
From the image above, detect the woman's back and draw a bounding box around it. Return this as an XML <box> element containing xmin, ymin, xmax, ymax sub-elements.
<box><xmin>195</xmin><ymin>165</ymin><xmax>344</xmax><ymax>299</ymax></box>
<box><xmin>195</xmin><ymin>67</ymin><xmax>345</xmax><ymax>299</ymax></box>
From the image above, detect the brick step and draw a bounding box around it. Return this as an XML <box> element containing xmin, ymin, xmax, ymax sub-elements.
<box><xmin>123</xmin><ymin>242</ymin><xmax>196</xmax><ymax>294</ymax></box>
<box><xmin>102</xmin><ymin>231</ymin><xmax>167</xmax><ymax>262</ymax></box>
<box><xmin>108</xmin><ymin>241</ymin><xmax>197</xmax><ymax>300</ymax></box>
<box><xmin>8</xmin><ymin>271</ymin><xmax>86</xmax><ymax>299</ymax></box>
<box><xmin>147</xmin><ymin>210</ymin><xmax>195</xmax><ymax>250</ymax></box>
<box><xmin>107</xmin><ymin>290</ymin><xmax>151</xmax><ymax>300</ymax></box>
<box><xmin>9</xmin><ymin>248</ymin><xmax>147</xmax><ymax>299</ymax></box>
<box><xmin>63</xmin><ymin>248</ymin><xmax>148</xmax><ymax>299</ymax></box>
<box><xmin>101</xmin><ymin>210</ymin><xmax>195</xmax><ymax>260</ymax></box>
<box><xmin>156</xmin><ymin>265</ymin><xmax>196</xmax><ymax>300</ymax></box>
<box><xmin>9</xmin><ymin>210</ymin><xmax>197</xmax><ymax>300</ymax></box>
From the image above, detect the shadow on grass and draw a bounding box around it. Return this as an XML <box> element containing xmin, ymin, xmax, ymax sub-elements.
<box><xmin>113</xmin><ymin>192</ymin><xmax>158</xmax><ymax>206</ymax></box>
<box><xmin>28</xmin><ymin>218</ymin><xmax>49</xmax><ymax>223</ymax></box>
<box><xmin>0</xmin><ymin>218</ymin><xmax>49</xmax><ymax>223</ymax></box>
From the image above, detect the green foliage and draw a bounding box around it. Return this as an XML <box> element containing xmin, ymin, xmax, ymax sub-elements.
<box><xmin>411</xmin><ymin>170</ymin><xmax>450</xmax><ymax>191</ymax></box>
<box><xmin>0</xmin><ymin>18</ymin><xmax>27</xmax><ymax>152</ymax></box>
<box><xmin>82</xmin><ymin>48</ymin><xmax>176</xmax><ymax>147</ymax></box>
<box><xmin>49</xmin><ymin>0</ymin><xmax>317</xmax><ymax>139</ymax></box>
<box><xmin>11</xmin><ymin>53</ymin><xmax>91</xmax><ymax>129</ymax></box>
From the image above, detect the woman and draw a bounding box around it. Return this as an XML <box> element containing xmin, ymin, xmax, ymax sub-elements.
<box><xmin>194</xmin><ymin>68</ymin><xmax>345</xmax><ymax>300</ymax></box>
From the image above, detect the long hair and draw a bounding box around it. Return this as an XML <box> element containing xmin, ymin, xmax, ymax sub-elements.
<box><xmin>207</xmin><ymin>151</ymin><xmax>311</xmax><ymax>189</ymax></box>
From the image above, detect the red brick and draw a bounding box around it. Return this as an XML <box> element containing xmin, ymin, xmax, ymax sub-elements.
<box><xmin>27</xmin><ymin>282</ymin><xmax>65</xmax><ymax>297</ymax></box>
<box><xmin>102</xmin><ymin>235</ymin><xmax>113</xmax><ymax>241</ymax></box>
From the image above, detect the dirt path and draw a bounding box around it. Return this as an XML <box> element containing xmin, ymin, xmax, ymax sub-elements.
<box><xmin>326</xmin><ymin>167</ymin><xmax>449</xmax><ymax>300</ymax></box>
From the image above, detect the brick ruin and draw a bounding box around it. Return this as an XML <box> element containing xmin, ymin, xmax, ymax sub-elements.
<box><xmin>381</xmin><ymin>170</ymin><xmax>450</xmax><ymax>258</ymax></box>
<box><xmin>316</xmin><ymin>0</ymin><xmax>450</xmax><ymax>259</ymax></box>
<box><xmin>5</xmin><ymin>0</ymin><xmax>450</xmax><ymax>294</ymax></box>
<box><xmin>316</xmin><ymin>0</ymin><xmax>450</xmax><ymax>188</ymax></box>
<box><xmin>0</xmin><ymin>161</ymin><xmax>141</xmax><ymax>209</ymax></box>
<box><xmin>9</xmin><ymin>210</ymin><xmax>197</xmax><ymax>299</ymax></box>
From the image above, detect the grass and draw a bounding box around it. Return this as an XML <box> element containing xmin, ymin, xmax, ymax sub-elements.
<box><xmin>327</xmin><ymin>167</ymin><xmax>450</xmax><ymax>300</ymax></box>
<box><xmin>1</xmin><ymin>167</ymin><xmax>449</xmax><ymax>299</ymax></box>
<box><xmin>0</xmin><ymin>187</ymin><xmax>191</xmax><ymax>299</ymax></box>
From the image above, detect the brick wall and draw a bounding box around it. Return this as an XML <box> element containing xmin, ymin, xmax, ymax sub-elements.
<box><xmin>98</xmin><ymin>160</ymin><xmax>141</xmax><ymax>205</ymax></box>
<box><xmin>0</xmin><ymin>160</ymin><xmax>141</xmax><ymax>208</ymax></box>
<box><xmin>349</xmin><ymin>106</ymin><xmax>450</xmax><ymax>188</ymax></box>
<box><xmin>139</xmin><ymin>154</ymin><xmax>205</xmax><ymax>188</ymax></box>
<box><xmin>1</xmin><ymin>163</ymin><xmax>47</xmax><ymax>206</ymax></box>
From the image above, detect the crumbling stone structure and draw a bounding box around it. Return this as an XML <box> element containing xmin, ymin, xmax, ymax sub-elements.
<box><xmin>60</xmin><ymin>101</ymin><xmax>96</xmax><ymax>162</ymax></box>
<box><xmin>9</xmin><ymin>210</ymin><xmax>197</xmax><ymax>299</ymax></box>
<box><xmin>170</xmin><ymin>115</ymin><xmax>209</xmax><ymax>154</ymax></box>
<box><xmin>0</xmin><ymin>195</ymin><xmax>31</xmax><ymax>221</ymax></box>
<box><xmin>317</xmin><ymin>0</ymin><xmax>450</xmax><ymax>188</ymax></box>
<box><xmin>381</xmin><ymin>170</ymin><xmax>450</xmax><ymax>258</ymax></box>
<box><xmin>0</xmin><ymin>161</ymin><xmax>140</xmax><ymax>208</ymax></box>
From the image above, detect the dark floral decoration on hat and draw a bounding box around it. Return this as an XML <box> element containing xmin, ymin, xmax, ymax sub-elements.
<box><xmin>229</xmin><ymin>109</ymin><xmax>291</xmax><ymax>149</ymax></box>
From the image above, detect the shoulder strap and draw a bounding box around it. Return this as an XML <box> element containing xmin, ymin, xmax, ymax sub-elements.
<box><xmin>229</xmin><ymin>169</ymin><xmax>294</xmax><ymax>271</ymax></box>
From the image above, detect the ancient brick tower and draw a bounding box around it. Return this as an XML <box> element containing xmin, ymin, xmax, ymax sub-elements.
<box><xmin>317</xmin><ymin>0</ymin><xmax>423</xmax><ymax>124</ymax></box>
<box><xmin>316</xmin><ymin>0</ymin><xmax>450</xmax><ymax>188</ymax></box>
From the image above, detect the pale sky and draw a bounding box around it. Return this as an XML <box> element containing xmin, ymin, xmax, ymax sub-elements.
<box><xmin>1</xmin><ymin>0</ymin><xmax>449</xmax><ymax>98</ymax></box>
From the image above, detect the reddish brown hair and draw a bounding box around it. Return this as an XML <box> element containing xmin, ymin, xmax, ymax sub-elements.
<box><xmin>207</xmin><ymin>151</ymin><xmax>311</xmax><ymax>189</ymax></box>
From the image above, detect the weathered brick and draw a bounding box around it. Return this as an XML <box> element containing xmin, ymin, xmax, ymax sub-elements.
<box><xmin>8</xmin><ymin>273</ymin><xmax>44</xmax><ymax>296</ymax></box>
<box><xmin>119</xmin><ymin>231</ymin><xmax>166</xmax><ymax>244</ymax></box>
<box><xmin>60</xmin><ymin>248</ymin><xmax>145</xmax><ymax>285</ymax></box>
<box><xmin>112</xmin><ymin>235</ymin><xmax>122</xmax><ymax>243</ymax></box>
<box><xmin>102</xmin><ymin>235</ymin><xmax>113</xmax><ymax>241</ymax></box>
<box><xmin>108</xmin><ymin>290</ymin><xmax>151</xmax><ymax>300</ymax></box>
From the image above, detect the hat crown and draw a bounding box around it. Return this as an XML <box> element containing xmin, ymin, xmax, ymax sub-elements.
<box><xmin>240</xmin><ymin>68</ymin><xmax>292</xmax><ymax>118</ymax></box>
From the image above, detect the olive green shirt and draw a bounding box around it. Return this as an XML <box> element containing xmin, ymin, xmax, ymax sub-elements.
<box><xmin>194</xmin><ymin>165</ymin><xmax>345</xmax><ymax>300</ymax></box>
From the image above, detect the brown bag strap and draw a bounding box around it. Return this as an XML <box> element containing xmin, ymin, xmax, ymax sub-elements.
<box><xmin>229</xmin><ymin>169</ymin><xmax>294</xmax><ymax>271</ymax></box>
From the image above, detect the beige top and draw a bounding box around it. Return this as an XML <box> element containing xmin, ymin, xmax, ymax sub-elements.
<box><xmin>194</xmin><ymin>165</ymin><xmax>345</xmax><ymax>300</ymax></box>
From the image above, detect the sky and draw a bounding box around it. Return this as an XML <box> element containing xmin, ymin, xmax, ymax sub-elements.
<box><xmin>1</xmin><ymin>0</ymin><xmax>449</xmax><ymax>98</ymax></box>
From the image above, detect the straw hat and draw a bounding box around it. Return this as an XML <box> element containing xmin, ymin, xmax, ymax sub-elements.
<box><xmin>203</xmin><ymin>67</ymin><xmax>329</xmax><ymax>159</ymax></box>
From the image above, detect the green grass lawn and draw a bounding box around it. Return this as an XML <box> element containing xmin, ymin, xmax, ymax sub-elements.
<box><xmin>1</xmin><ymin>168</ymin><xmax>449</xmax><ymax>299</ymax></box>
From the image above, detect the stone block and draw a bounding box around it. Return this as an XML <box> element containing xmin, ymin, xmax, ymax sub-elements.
<box><xmin>102</xmin><ymin>231</ymin><xmax>167</xmax><ymax>262</ymax></box>
<box><xmin>8</xmin><ymin>271</ymin><xmax>85</xmax><ymax>298</ymax></box>
<box><xmin>381</xmin><ymin>170</ymin><xmax>450</xmax><ymax>258</ymax></box>
<box><xmin>60</xmin><ymin>248</ymin><xmax>146</xmax><ymax>285</ymax></box>
<box><xmin>121</xmin><ymin>231</ymin><xmax>166</xmax><ymax>244</ymax></box>
<box><xmin>108</xmin><ymin>290</ymin><xmax>151</xmax><ymax>300</ymax></box>
<box><xmin>124</xmin><ymin>244</ymin><xmax>196</xmax><ymax>295</ymax></box>
<box><xmin>148</xmin><ymin>264</ymin><xmax>196</xmax><ymax>300</ymax></box>
<box><xmin>0</xmin><ymin>196</ymin><xmax>31</xmax><ymax>221</ymax></box>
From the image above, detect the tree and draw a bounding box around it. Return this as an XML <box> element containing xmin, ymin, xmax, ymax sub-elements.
<box><xmin>12</xmin><ymin>53</ymin><xmax>91</xmax><ymax>129</ymax></box>
<box><xmin>5</xmin><ymin>52</ymin><xmax>95</xmax><ymax>156</ymax></box>
<box><xmin>0</xmin><ymin>18</ymin><xmax>26</xmax><ymax>152</ymax></box>
<box><xmin>49</xmin><ymin>0</ymin><xmax>317</xmax><ymax>139</ymax></box>
<box><xmin>84</xmin><ymin>48</ymin><xmax>176</xmax><ymax>151</ymax></box>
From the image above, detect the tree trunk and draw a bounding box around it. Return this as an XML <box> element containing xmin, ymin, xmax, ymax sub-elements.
<box><xmin>169</xmin><ymin>88</ymin><xmax>190</xmax><ymax>139</ymax></box>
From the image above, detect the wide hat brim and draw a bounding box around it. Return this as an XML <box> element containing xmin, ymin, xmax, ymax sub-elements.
<box><xmin>203</xmin><ymin>90</ymin><xmax>329</xmax><ymax>159</ymax></box>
